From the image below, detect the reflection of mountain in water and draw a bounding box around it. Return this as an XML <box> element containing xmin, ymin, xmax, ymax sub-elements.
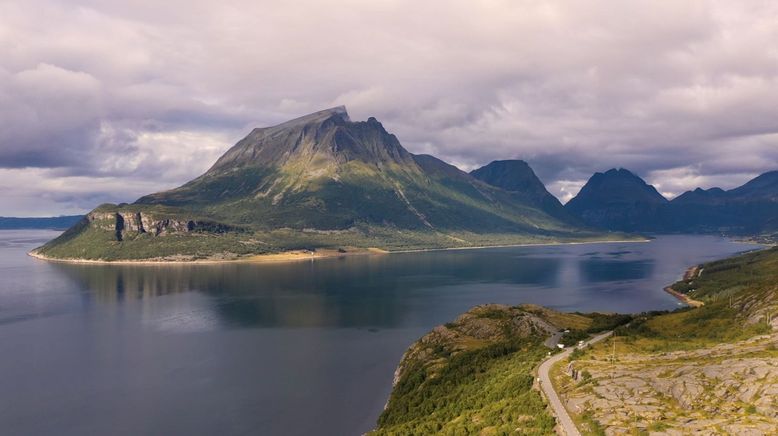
<box><xmin>578</xmin><ymin>259</ymin><xmax>655</xmax><ymax>283</ymax></box>
<box><xmin>51</xmin><ymin>251</ymin><xmax>565</xmax><ymax>329</ymax></box>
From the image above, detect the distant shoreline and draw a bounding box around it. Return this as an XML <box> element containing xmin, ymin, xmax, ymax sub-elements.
<box><xmin>663</xmin><ymin>265</ymin><xmax>705</xmax><ymax>307</ymax></box>
<box><xmin>27</xmin><ymin>247</ymin><xmax>387</xmax><ymax>265</ymax></box>
<box><xmin>28</xmin><ymin>238</ymin><xmax>649</xmax><ymax>266</ymax></box>
<box><xmin>386</xmin><ymin>238</ymin><xmax>649</xmax><ymax>254</ymax></box>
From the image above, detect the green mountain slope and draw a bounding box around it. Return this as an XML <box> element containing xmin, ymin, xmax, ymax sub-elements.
<box><xmin>36</xmin><ymin>107</ymin><xmax>612</xmax><ymax>261</ymax></box>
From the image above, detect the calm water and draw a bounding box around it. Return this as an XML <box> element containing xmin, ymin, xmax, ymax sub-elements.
<box><xmin>0</xmin><ymin>230</ymin><xmax>759</xmax><ymax>435</ymax></box>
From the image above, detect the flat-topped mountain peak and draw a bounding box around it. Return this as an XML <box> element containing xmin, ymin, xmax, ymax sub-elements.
<box><xmin>206</xmin><ymin>106</ymin><xmax>415</xmax><ymax>174</ymax></box>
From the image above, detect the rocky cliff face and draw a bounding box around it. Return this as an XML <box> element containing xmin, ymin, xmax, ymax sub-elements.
<box><xmin>85</xmin><ymin>210</ymin><xmax>239</xmax><ymax>241</ymax></box>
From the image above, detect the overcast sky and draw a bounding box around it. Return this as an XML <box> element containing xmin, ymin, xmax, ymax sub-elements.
<box><xmin>2</xmin><ymin>0</ymin><xmax>778</xmax><ymax>215</ymax></box>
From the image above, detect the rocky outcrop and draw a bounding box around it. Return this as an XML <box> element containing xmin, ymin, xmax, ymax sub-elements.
<box><xmin>86</xmin><ymin>210</ymin><xmax>239</xmax><ymax>241</ymax></box>
<box><xmin>561</xmin><ymin>333</ymin><xmax>778</xmax><ymax>435</ymax></box>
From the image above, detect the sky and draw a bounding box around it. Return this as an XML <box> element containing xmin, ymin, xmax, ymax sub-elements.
<box><xmin>2</xmin><ymin>0</ymin><xmax>778</xmax><ymax>216</ymax></box>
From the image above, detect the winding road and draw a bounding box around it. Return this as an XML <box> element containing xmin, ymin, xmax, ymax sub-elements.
<box><xmin>537</xmin><ymin>331</ymin><xmax>613</xmax><ymax>436</ymax></box>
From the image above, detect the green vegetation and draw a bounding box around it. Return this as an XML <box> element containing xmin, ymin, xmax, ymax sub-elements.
<box><xmin>558</xmin><ymin>312</ymin><xmax>632</xmax><ymax>346</ymax></box>
<box><xmin>36</xmin><ymin>216</ymin><xmax>629</xmax><ymax>261</ymax></box>
<box><xmin>373</xmin><ymin>339</ymin><xmax>555</xmax><ymax>435</ymax></box>
<box><xmin>373</xmin><ymin>247</ymin><xmax>778</xmax><ymax>436</ymax></box>
<box><xmin>613</xmin><ymin>246</ymin><xmax>777</xmax><ymax>348</ymax></box>
<box><xmin>370</xmin><ymin>305</ymin><xmax>635</xmax><ymax>435</ymax></box>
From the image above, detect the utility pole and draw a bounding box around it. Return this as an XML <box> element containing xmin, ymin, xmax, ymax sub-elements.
<box><xmin>611</xmin><ymin>337</ymin><xmax>616</xmax><ymax>379</ymax></box>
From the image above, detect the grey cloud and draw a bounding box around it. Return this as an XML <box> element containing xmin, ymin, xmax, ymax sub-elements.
<box><xmin>1</xmin><ymin>0</ymin><xmax>778</xmax><ymax>215</ymax></box>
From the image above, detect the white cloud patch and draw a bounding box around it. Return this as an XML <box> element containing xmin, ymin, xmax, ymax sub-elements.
<box><xmin>1</xmin><ymin>0</ymin><xmax>778</xmax><ymax>214</ymax></box>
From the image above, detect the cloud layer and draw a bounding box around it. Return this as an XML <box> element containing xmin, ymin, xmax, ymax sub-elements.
<box><xmin>2</xmin><ymin>0</ymin><xmax>778</xmax><ymax>214</ymax></box>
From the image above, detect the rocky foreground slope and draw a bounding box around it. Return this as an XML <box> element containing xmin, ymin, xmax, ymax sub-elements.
<box><xmin>557</xmin><ymin>333</ymin><xmax>777</xmax><ymax>435</ymax></box>
<box><xmin>373</xmin><ymin>247</ymin><xmax>778</xmax><ymax>435</ymax></box>
<box><xmin>554</xmin><ymin>246</ymin><xmax>778</xmax><ymax>435</ymax></box>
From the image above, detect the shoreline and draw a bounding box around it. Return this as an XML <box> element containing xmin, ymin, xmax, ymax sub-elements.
<box><xmin>386</xmin><ymin>238</ymin><xmax>649</xmax><ymax>254</ymax></box>
<box><xmin>28</xmin><ymin>238</ymin><xmax>649</xmax><ymax>266</ymax></box>
<box><xmin>27</xmin><ymin>247</ymin><xmax>388</xmax><ymax>266</ymax></box>
<box><xmin>663</xmin><ymin>265</ymin><xmax>705</xmax><ymax>307</ymax></box>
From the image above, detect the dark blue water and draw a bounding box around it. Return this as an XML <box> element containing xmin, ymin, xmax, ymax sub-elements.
<box><xmin>0</xmin><ymin>231</ymin><xmax>759</xmax><ymax>435</ymax></box>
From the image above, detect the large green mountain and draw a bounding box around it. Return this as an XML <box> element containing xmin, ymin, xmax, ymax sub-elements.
<box><xmin>36</xmin><ymin>107</ymin><xmax>607</xmax><ymax>261</ymax></box>
<box><xmin>565</xmin><ymin>168</ymin><xmax>778</xmax><ymax>234</ymax></box>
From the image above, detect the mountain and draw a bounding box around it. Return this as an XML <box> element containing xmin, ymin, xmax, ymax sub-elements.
<box><xmin>564</xmin><ymin>168</ymin><xmax>668</xmax><ymax>232</ymax></box>
<box><xmin>36</xmin><ymin>107</ymin><xmax>608</xmax><ymax>261</ymax></box>
<box><xmin>0</xmin><ymin>215</ymin><xmax>83</xmax><ymax>230</ymax></box>
<box><xmin>666</xmin><ymin>171</ymin><xmax>778</xmax><ymax>233</ymax></box>
<box><xmin>470</xmin><ymin>160</ymin><xmax>577</xmax><ymax>223</ymax></box>
<box><xmin>565</xmin><ymin>168</ymin><xmax>778</xmax><ymax>234</ymax></box>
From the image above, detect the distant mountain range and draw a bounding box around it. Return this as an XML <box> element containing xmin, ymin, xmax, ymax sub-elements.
<box><xmin>564</xmin><ymin>168</ymin><xmax>778</xmax><ymax>234</ymax></box>
<box><xmin>0</xmin><ymin>215</ymin><xmax>83</xmax><ymax>230</ymax></box>
<box><xmin>36</xmin><ymin>107</ymin><xmax>610</xmax><ymax>261</ymax></box>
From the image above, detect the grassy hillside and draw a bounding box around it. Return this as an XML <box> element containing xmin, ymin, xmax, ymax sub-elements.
<box><xmin>621</xmin><ymin>246</ymin><xmax>777</xmax><ymax>347</ymax></box>
<box><xmin>370</xmin><ymin>305</ymin><xmax>630</xmax><ymax>435</ymax></box>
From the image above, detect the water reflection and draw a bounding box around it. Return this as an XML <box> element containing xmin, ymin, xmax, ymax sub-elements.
<box><xmin>578</xmin><ymin>259</ymin><xmax>655</xmax><ymax>282</ymax></box>
<box><xmin>51</xmin><ymin>251</ymin><xmax>566</xmax><ymax>328</ymax></box>
<box><xmin>46</xmin><ymin>236</ymin><xmax>759</xmax><ymax>331</ymax></box>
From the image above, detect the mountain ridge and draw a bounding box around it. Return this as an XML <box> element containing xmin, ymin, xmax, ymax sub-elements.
<box><xmin>565</xmin><ymin>168</ymin><xmax>778</xmax><ymax>233</ymax></box>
